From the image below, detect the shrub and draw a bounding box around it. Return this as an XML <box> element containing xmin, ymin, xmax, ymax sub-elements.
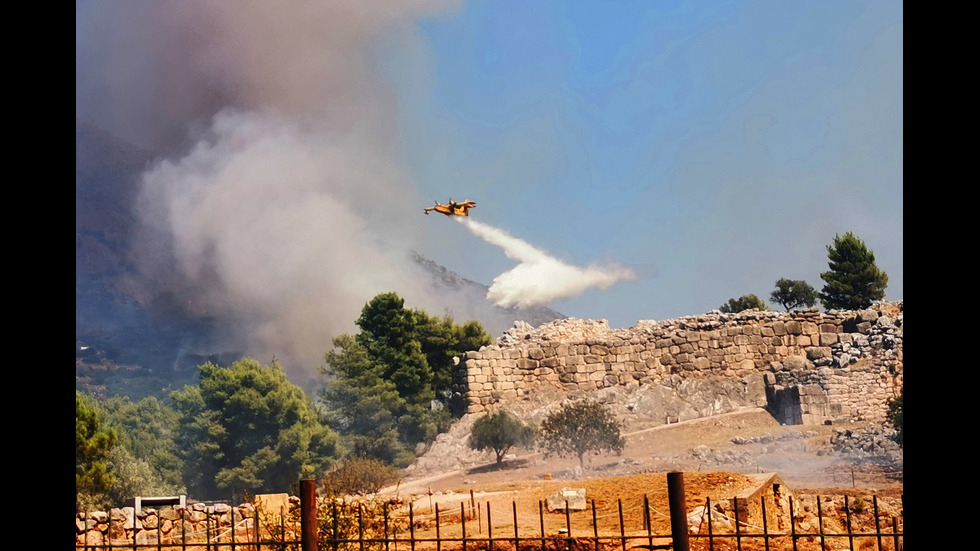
<box><xmin>322</xmin><ymin>457</ymin><xmax>403</xmax><ymax>496</ymax></box>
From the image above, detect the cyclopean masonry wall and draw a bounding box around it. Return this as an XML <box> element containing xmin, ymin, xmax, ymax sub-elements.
<box><xmin>455</xmin><ymin>302</ymin><xmax>902</xmax><ymax>427</ymax></box>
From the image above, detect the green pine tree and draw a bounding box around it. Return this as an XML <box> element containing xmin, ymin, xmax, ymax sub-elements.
<box><xmin>76</xmin><ymin>391</ymin><xmax>117</xmax><ymax>511</ymax></box>
<box><xmin>320</xmin><ymin>292</ymin><xmax>491</xmax><ymax>466</ymax></box>
<box><xmin>172</xmin><ymin>358</ymin><xmax>341</xmax><ymax>500</ymax></box>
<box><xmin>819</xmin><ymin>232</ymin><xmax>888</xmax><ymax>310</ymax></box>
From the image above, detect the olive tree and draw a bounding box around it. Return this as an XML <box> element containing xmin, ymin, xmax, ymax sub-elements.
<box><xmin>539</xmin><ymin>401</ymin><xmax>625</xmax><ymax>468</ymax></box>
<box><xmin>468</xmin><ymin>410</ymin><xmax>536</xmax><ymax>466</ymax></box>
<box><xmin>719</xmin><ymin>294</ymin><xmax>768</xmax><ymax>313</ymax></box>
<box><xmin>770</xmin><ymin>279</ymin><xmax>818</xmax><ymax>311</ymax></box>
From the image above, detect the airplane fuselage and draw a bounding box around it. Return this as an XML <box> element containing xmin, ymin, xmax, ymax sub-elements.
<box><xmin>424</xmin><ymin>200</ymin><xmax>475</xmax><ymax>216</ymax></box>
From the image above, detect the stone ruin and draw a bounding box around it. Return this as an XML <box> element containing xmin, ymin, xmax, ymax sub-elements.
<box><xmin>454</xmin><ymin>302</ymin><xmax>902</xmax><ymax>428</ymax></box>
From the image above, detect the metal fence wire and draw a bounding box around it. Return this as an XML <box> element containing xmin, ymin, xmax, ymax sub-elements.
<box><xmin>76</xmin><ymin>474</ymin><xmax>903</xmax><ymax>551</ymax></box>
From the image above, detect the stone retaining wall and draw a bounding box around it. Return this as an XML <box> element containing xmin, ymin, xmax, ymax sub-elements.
<box><xmin>455</xmin><ymin>302</ymin><xmax>902</xmax><ymax>426</ymax></box>
<box><xmin>75</xmin><ymin>500</ymin><xmax>277</xmax><ymax>547</ymax></box>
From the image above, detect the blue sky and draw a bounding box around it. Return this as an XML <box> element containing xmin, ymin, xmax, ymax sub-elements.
<box><xmin>387</xmin><ymin>0</ymin><xmax>902</xmax><ymax>326</ymax></box>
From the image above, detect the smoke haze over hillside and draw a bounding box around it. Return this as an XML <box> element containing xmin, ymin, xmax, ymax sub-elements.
<box><xmin>77</xmin><ymin>1</ymin><xmax>471</xmax><ymax>379</ymax></box>
<box><xmin>77</xmin><ymin>1</ymin><xmax>635</xmax><ymax>383</ymax></box>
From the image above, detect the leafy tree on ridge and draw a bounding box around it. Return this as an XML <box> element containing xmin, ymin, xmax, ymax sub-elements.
<box><xmin>719</xmin><ymin>294</ymin><xmax>768</xmax><ymax>313</ymax></box>
<box><xmin>770</xmin><ymin>278</ymin><xmax>818</xmax><ymax>311</ymax></box>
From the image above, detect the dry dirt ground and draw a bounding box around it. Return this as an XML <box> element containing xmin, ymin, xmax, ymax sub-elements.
<box><xmin>394</xmin><ymin>408</ymin><xmax>902</xmax><ymax>497</ymax></box>
<box><xmin>378</xmin><ymin>410</ymin><xmax>903</xmax><ymax>549</ymax></box>
<box><xmin>379</xmin><ymin>409</ymin><xmax>902</xmax><ymax>549</ymax></box>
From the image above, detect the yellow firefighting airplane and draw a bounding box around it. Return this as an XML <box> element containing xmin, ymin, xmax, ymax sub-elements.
<box><xmin>423</xmin><ymin>199</ymin><xmax>476</xmax><ymax>216</ymax></box>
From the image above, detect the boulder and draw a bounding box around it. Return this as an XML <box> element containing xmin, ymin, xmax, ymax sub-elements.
<box><xmin>546</xmin><ymin>488</ymin><xmax>587</xmax><ymax>511</ymax></box>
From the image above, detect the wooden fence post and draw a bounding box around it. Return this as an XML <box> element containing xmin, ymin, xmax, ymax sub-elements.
<box><xmin>301</xmin><ymin>479</ymin><xmax>318</xmax><ymax>551</ymax></box>
<box><xmin>667</xmin><ymin>471</ymin><xmax>689</xmax><ymax>551</ymax></box>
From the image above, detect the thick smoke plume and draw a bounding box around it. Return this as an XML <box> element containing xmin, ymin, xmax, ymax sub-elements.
<box><xmin>78</xmin><ymin>1</ymin><xmax>462</xmax><ymax>381</ymax></box>
<box><xmin>457</xmin><ymin>218</ymin><xmax>636</xmax><ymax>308</ymax></box>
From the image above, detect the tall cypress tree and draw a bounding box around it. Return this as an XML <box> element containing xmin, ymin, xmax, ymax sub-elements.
<box><xmin>819</xmin><ymin>232</ymin><xmax>888</xmax><ymax>310</ymax></box>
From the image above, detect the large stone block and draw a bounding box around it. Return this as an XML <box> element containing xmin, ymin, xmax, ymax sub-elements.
<box><xmin>516</xmin><ymin>358</ymin><xmax>539</xmax><ymax>369</ymax></box>
<box><xmin>818</xmin><ymin>333</ymin><xmax>839</xmax><ymax>346</ymax></box>
<box><xmin>783</xmin><ymin>356</ymin><xmax>811</xmax><ymax>370</ymax></box>
<box><xmin>540</xmin><ymin>357</ymin><xmax>561</xmax><ymax>368</ymax></box>
<box><xmin>547</xmin><ymin>488</ymin><xmax>587</xmax><ymax>511</ymax></box>
<box><xmin>806</xmin><ymin>347</ymin><xmax>833</xmax><ymax>361</ymax></box>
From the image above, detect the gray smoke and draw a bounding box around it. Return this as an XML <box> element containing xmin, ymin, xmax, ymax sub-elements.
<box><xmin>77</xmin><ymin>1</ymin><xmax>463</xmax><ymax>379</ymax></box>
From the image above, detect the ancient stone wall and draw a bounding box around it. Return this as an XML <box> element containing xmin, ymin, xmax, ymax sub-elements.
<box><xmin>455</xmin><ymin>302</ymin><xmax>902</xmax><ymax>427</ymax></box>
<box><xmin>75</xmin><ymin>501</ymin><xmax>269</xmax><ymax>547</ymax></box>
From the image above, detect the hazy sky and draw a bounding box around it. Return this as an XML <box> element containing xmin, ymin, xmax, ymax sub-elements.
<box><xmin>77</xmin><ymin>0</ymin><xmax>902</xmax><ymax>375</ymax></box>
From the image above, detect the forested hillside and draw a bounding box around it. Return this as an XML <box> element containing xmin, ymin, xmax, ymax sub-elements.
<box><xmin>76</xmin><ymin>292</ymin><xmax>492</xmax><ymax>509</ymax></box>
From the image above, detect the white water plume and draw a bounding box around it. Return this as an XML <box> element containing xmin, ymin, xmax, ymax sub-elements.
<box><xmin>457</xmin><ymin>217</ymin><xmax>635</xmax><ymax>308</ymax></box>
